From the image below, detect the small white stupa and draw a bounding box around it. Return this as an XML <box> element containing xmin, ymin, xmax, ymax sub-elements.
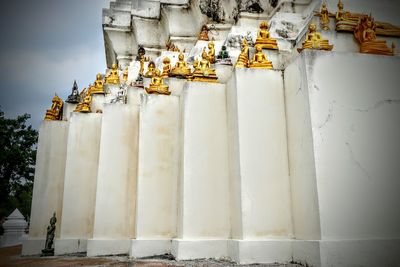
<box><xmin>1</xmin><ymin>209</ymin><xmax>28</xmax><ymax>247</ymax></box>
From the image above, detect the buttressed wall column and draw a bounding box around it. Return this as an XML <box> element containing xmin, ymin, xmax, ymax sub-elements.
<box><xmin>226</xmin><ymin>69</ymin><xmax>293</xmax><ymax>264</ymax></box>
<box><xmin>172</xmin><ymin>82</ymin><xmax>230</xmax><ymax>260</ymax></box>
<box><xmin>87</xmin><ymin>103</ymin><xmax>139</xmax><ymax>256</ymax></box>
<box><xmin>131</xmin><ymin>94</ymin><xmax>180</xmax><ymax>258</ymax></box>
<box><xmin>55</xmin><ymin>113</ymin><xmax>102</xmax><ymax>255</ymax></box>
<box><xmin>22</xmin><ymin>121</ymin><xmax>69</xmax><ymax>256</ymax></box>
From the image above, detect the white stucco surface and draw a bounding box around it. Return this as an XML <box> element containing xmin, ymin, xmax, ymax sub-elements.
<box><xmin>55</xmin><ymin>113</ymin><xmax>102</xmax><ymax>255</ymax></box>
<box><xmin>87</xmin><ymin>104</ymin><xmax>139</xmax><ymax>256</ymax></box>
<box><xmin>22</xmin><ymin>121</ymin><xmax>69</xmax><ymax>255</ymax></box>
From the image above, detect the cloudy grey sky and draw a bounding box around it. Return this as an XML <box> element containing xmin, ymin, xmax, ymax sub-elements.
<box><xmin>0</xmin><ymin>0</ymin><xmax>110</xmax><ymax>129</ymax></box>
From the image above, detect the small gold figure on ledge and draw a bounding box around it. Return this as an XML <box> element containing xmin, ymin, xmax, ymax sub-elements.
<box><xmin>298</xmin><ymin>22</ymin><xmax>333</xmax><ymax>52</ymax></box>
<box><xmin>90</xmin><ymin>74</ymin><xmax>105</xmax><ymax>95</ymax></box>
<box><xmin>144</xmin><ymin>61</ymin><xmax>156</xmax><ymax>78</ymax></box>
<box><xmin>315</xmin><ymin>2</ymin><xmax>332</xmax><ymax>31</ymax></box>
<box><xmin>191</xmin><ymin>49</ymin><xmax>218</xmax><ymax>83</ymax></box>
<box><xmin>161</xmin><ymin>57</ymin><xmax>171</xmax><ymax>78</ymax></box>
<box><xmin>145</xmin><ymin>69</ymin><xmax>171</xmax><ymax>95</ymax></box>
<box><xmin>354</xmin><ymin>16</ymin><xmax>395</xmax><ymax>56</ymax></box>
<box><xmin>335</xmin><ymin>0</ymin><xmax>364</xmax><ymax>32</ymax></box>
<box><xmin>235</xmin><ymin>39</ymin><xmax>250</xmax><ymax>68</ymax></box>
<box><xmin>170</xmin><ymin>53</ymin><xmax>191</xmax><ymax>78</ymax></box>
<box><xmin>74</xmin><ymin>89</ymin><xmax>92</xmax><ymax>113</ymax></box>
<box><xmin>166</xmin><ymin>39</ymin><xmax>180</xmax><ymax>52</ymax></box>
<box><xmin>44</xmin><ymin>94</ymin><xmax>63</xmax><ymax>121</ymax></box>
<box><xmin>199</xmin><ymin>25</ymin><xmax>209</xmax><ymax>41</ymax></box>
<box><xmin>255</xmin><ymin>21</ymin><xmax>279</xmax><ymax>50</ymax></box>
<box><xmin>122</xmin><ymin>67</ymin><xmax>129</xmax><ymax>82</ymax></box>
<box><xmin>249</xmin><ymin>45</ymin><xmax>273</xmax><ymax>69</ymax></box>
<box><xmin>105</xmin><ymin>63</ymin><xmax>120</xmax><ymax>84</ymax></box>
<box><xmin>208</xmin><ymin>40</ymin><xmax>216</xmax><ymax>63</ymax></box>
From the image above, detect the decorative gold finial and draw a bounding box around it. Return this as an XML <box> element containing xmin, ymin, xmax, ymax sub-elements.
<box><xmin>255</xmin><ymin>21</ymin><xmax>279</xmax><ymax>50</ymax></box>
<box><xmin>198</xmin><ymin>25</ymin><xmax>209</xmax><ymax>41</ymax></box>
<box><xmin>354</xmin><ymin>15</ymin><xmax>395</xmax><ymax>56</ymax></box>
<box><xmin>105</xmin><ymin>63</ymin><xmax>120</xmax><ymax>84</ymax></box>
<box><xmin>249</xmin><ymin>45</ymin><xmax>273</xmax><ymax>69</ymax></box>
<box><xmin>170</xmin><ymin>52</ymin><xmax>191</xmax><ymax>78</ymax></box>
<box><xmin>145</xmin><ymin>69</ymin><xmax>171</xmax><ymax>95</ymax></box>
<box><xmin>44</xmin><ymin>94</ymin><xmax>63</xmax><ymax>121</ymax></box>
<box><xmin>191</xmin><ymin>49</ymin><xmax>218</xmax><ymax>83</ymax></box>
<box><xmin>235</xmin><ymin>38</ymin><xmax>250</xmax><ymax>68</ymax></box>
<box><xmin>298</xmin><ymin>22</ymin><xmax>333</xmax><ymax>52</ymax></box>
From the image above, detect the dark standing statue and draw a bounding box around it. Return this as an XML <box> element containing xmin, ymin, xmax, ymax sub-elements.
<box><xmin>41</xmin><ymin>212</ymin><xmax>56</xmax><ymax>256</ymax></box>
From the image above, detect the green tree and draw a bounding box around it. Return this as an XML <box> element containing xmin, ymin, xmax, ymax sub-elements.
<box><xmin>0</xmin><ymin>108</ymin><xmax>38</xmax><ymax>223</ymax></box>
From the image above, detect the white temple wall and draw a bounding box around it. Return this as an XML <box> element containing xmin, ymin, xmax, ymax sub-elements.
<box><xmin>131</xmin><ymin>94</ymin><xmax>180</xmax><ymax>258</ymax></box>
<box><xmin>55</xmin><ymin>113</ymin><xmax>102</xmax><ymax>255</ymax></box>
<box><xmin>285</xmin><ymin>50</ymin><xmax>400</xmax><ymax>267</ymax></box>
<box><xmin>21</xmin><ymin>121</ymin><xmax>69</xmax><ymax>256</ymax></box>
<box><xmin>226</xmin><ymin>69</ymin><xmax>293</xmax><ymax>264</ymax></box>
<box><xmin>87</xmin><ymin>104</ymin><xmax>139</xmax><ymax>257</ymax></box>
<box><xmin>173</xmin><ymin>82</ymin><xmax>230</xmax><ymax>260</ymax></box>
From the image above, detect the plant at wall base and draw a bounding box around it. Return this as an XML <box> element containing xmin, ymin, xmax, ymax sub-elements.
<box><xmin>0</xmin><ymin>107</ymin><xmax>38</xmax><ymax>222</ymax></box>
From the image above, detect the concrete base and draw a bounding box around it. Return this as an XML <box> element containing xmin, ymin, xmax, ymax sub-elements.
<box><xmin>228</xmin><ymin>240</ymin><xmax>292</xmax><ymax>264</ymax></box>
<box><xmin>21</xmin><ymin>238</ymin><xmax>45</xmax><ymax>256</ymax></box>
<box><xmin>54</xmin><ymin>238</ymin><xmax>87</xmax><ymax>255</ymax></box>
<box><xmin>130</xmin><ymin>239</ymin><xmax>172</xmax><ymax>258</ymax></box>
<box><xmin>87</xmin><ymin>239</ymin><xmax>131</xmax><ymax>256</ymax></box>
<box><xmin>292</xmin><ymin>239</ymin><xmax>400</xmax><ymax>267</ymax></box>
<box><xmin>172</xmin><ymin>239</ymin><xmax>229</xmax><ymax>260</ymax></box>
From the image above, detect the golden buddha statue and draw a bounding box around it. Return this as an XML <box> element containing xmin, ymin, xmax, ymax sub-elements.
<box><xmin>315</xmin><ymin>2</ymin><xmax>331</xmax><ymax>31</ymax></box>
<box><xmin>255</xmin><ymin>21</ymin><xmax>278</xmax><ymax>50</ymax></box>
<box><xmin>145</xmin><ymin>69</ymin><xmax>171</xmax><ymax>95</ymax></box>
<box><xmin>249</xmin><ymin>45</ymin><xmax>273</xmax><ymax>69</ymax></box>
<box><xmin>298</xmin><ymin>22</ymin><xmax>333</xmax><ymax>52</ymax></box>
<box><xmin>105</xmin><ymin>63</ymin><xmax>120</xmax><ymax>84</ymax></box>
<box><xmin>122</xmin><ymin>67</ymin><xmax>128</xmax><ymax>82</ymax></box>
<box><xmin>166</xmin><ymin>40</ymin><xmax>180</xmax><ymax>52</ymax></box>
<box><xmin>192</xmin><ymin>49</ymin><xmax>218</xmax><ymax>83</ymax></box>
<box><xmin>44</xmin><ymin>94</ymin><xmax>63</xmax><ymax>121</ymax></box>
<box><xmin>207</xmin><ymin>40</ymin><xmax>216</xmax><ymax>64</ymax></box>
<box><xmin>198</xmin><ymin>25</ymin><xmax>209</xmax><ymax>41</ymax></box>
<box><xmin>354</xmin><ymin>16</ymin><xmax>395</xmax><ymax>56</ymax></box>
<box><xmin>170</xmin><ymin>52</ymin><xmax>191</xmax><ymax>78</ymax></box>
<box><xmin>335</xmin><ymin>0</ymin><xmax>365</xmax><ymax>32</ymax></box>
<box><xmin>144</xmin><ymin>61</ymin><xmax>156</xmax><ymax>78</ymax></box>
<box><xmin>161</xmin><ymin>57</ymin><xmax>171</xmax><ymax>78</ymax></box>
<box><xmin>235</xmin><ymin>39</ymin><xmax>250</xmax><ymax>68</ymax></box>
<box><xmin>74</xmin><ymin>89</ymin><xmax>92</xmax><ymax>113</ymax></box>
<box><xmin>90</xmin><ymin>74</ymin><xmax>105</xmax><ymax>94</ymax></box>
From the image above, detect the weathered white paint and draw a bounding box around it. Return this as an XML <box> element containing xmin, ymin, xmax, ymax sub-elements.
<box><xmin>55</xmin><ymin>113</ymin><xmax>102</xmax><ymax>255</ymax></box>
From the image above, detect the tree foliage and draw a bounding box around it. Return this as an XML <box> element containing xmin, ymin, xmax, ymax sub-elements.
<box><xmin>0</xmin><ymin>108</ymin><xmax>38</xmax><ymax>222</ymax></box>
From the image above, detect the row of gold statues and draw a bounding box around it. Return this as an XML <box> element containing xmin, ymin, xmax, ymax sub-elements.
<box><xmin>312</xmin><ymin>0</ymin><xmax>398</xmax><ymax>56</ymax></box>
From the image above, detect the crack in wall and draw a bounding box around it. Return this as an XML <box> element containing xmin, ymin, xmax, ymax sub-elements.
<box><xmin>345</xmin><ymin>142</ymin><xmax>372</xmax><ymax>180</ymax></box>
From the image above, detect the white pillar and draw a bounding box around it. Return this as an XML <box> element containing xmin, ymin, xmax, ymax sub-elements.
<box><xmin>226</xmin><ymin>69</ymin><xmax>293</xmax><ymax>264</ymax></box>
<box><xmin>130</xmin><ymin>94</ymin><xmax>180</xmax><ymax>258</ymax></box>
<box><xmin>87</xmin><ymin>103</ymin><xmax>140</xmax><ymax>256</ymax></box>
<box><xmin>22</xmin><ymin>121</ymin><xmax>69</xmax><ymax>255</ymax></box>
<box><xmin>172</xmin><ymin>82</ymin><xmax>230</xmax><ymax>260</ymax></box>
<box><xmin>55</xmin><ymin>113</ymin><xmax>102</xmax><ymax>255</ymax></box>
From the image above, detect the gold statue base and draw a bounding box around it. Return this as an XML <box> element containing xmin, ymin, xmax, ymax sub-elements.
<box><xmin>105</xmin><ymin>78</ymin><xmax>120</xmax><ymax>85</ymax></box>
<box><xmin>248</xmin><ymin>61</ymin><xmax>273</xmax><ymax>69</ymax></box>
<box><xmin>145</xmin><ymin>85</ymin><xmax>171</xmax><ymax>95</ymax></box>
<box><xmin>254</xmin><ymin>41</ymin><xmax>279</xmax><ymax>50</ymax></box>
<box><xmin>169</xmin><ymin>71</ymin><xmax>190</xmax><ymax>79</ymax></box>
<box><xmin>74</xmin><ymin>103</ymin><xmax>91</xmax><ymax>113</ymax></box>
<box><xmin>360</xmin><ymin>42</ymin><xmax>394</xmax><ymax>56</ymax></box>
<box><xmin>191</xmin><ymin>73</ymin><xmax>218</xmax><ymax>83</ymax></box>
<box><xmin>297</xmin><ymin>43</ymin><xmax>333</xmax><ymax>53</ymax></box>
<box><xmin>90</xmin><ymin>89</ymin><xmax>105</xmax><ymax>95</ymax></box>
<box><xmin>44</xmin><ymin>110</ymin><xmax>58</xmax><ymax>121</ymax></box>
